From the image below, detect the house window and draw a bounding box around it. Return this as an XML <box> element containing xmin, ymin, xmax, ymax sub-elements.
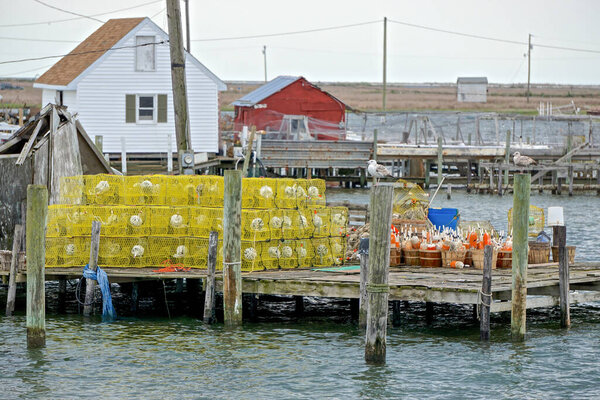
<box><xmin>135</xmin><ymin>36</ymin><xmax>155</xmax><ymax>71</ymax></box>
<box><xmin>138</xmin><ymin>95</ymin><xmax>155</xmax><ymax>121</ymax></box>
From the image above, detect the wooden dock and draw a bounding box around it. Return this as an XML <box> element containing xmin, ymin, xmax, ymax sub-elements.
<box><xmin>4</xmin><ymin>262</ymin><xmax>600</xmax><ymax>314</ymax></box>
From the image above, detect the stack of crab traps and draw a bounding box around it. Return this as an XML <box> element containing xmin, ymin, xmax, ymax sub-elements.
<box><xmin>45</xmin><ymin>174</ymin><xmax>348</xmax><ymax>271</ymax></box>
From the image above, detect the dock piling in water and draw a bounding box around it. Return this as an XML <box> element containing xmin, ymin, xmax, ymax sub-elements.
<box><xmin>6</xmin><ymin>224</ymin><xmax>23</xmax><ymax>317</ymax></box>
<box><xmin>223</xmin><ymin>170</ymin><xmax>243</xmax><ymax>326</ymax></box>
<box><xmin>480</xmin><ymin>245</ymin><xmax>493</xmax><ymax>341</ymax></box>
<box><xmin>555</xmin><ymin>225</ymin><xmax>570</xmax><ymax>328</ymax></box>
<box><xmin>26</xmin><ymin>185</ymin><xmax>48</xmax><ymax>348</ymax></box>
<box><xmin>364</xmin><ymin>185</ymin><xmax>393</xmax><ymax>364</ymax></box>
<box><xmin>203</xmin><ymin>231</ymin><xmax>218</xmax><ymax>324</ymax></box>
<box><xmin>358</xmin><ymin>237</ymin><xmax>369</xmax><ymax>330</ymax></box>
<box><xmin>511</xmin><ymin>173</ymin><xmax>530</xmax><ymax>341</ymax></box>
<box><xmin>83</xmin><ymin>220</ymin><xmax>101</xmax><ymax>317</ymax></box>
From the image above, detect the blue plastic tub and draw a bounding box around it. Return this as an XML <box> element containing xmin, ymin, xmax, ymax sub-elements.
<box><xmin>428</xmin><ymin>208</ymin><xmax>460</xmax><ymax>230</ymax></box>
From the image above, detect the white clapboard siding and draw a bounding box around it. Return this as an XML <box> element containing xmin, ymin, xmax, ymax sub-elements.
<box><xmin>74</xmin><ymin>23</ymin><xmax>220</xmax><ymax>153</ymax></box>
<box><xmin>42</xmin><ymin>89</ymin><xmax>78</xmax><ymax>111</ymax></box>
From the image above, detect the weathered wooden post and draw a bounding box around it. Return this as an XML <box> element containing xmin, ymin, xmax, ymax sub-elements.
<box><xmin>365</xmin><ymin>185</ymin><xmax>393</xmax><ymax>364</ymax></box>
<box><xmin>504</xmin><ymin>130</ymin><xmax>511</xmax><ymax>186</ymax></box>
<box><xmin>568</xmin><ymin>166</ymin><xmax>574</xmax><ymax>197</ymax></box>
<box><xmin>446</xmin><ymin>184</ymin><xmax>452</xmax><ymax>200</ymax></box>
<box><xmin>437</xmin><ymin>136</ymin><xmax>443</xmax><ymax>187</ymax></box>
<box><xmin>94</xmin><ymin>135</ymin><xmax>103</xmax><ymax>153</ymax></box>
<box><xmin>358</xmin><ymin>237</ymin><xmax>369</xmax><ymax>330</ymax></box>
<box><xmin>497</xmin><ymin>167</ymin><xmax>503</xmax><ymax>196</ymax></box>
<box><xmin>6</xmin><ymin>224</ymin><xmax>23</xmax><ymax>316</ymax></box>
<box><xmin>480</xmin><ymin>245</ymin><xmax>493</xmax><ymax>341</ymax></box>
<box><xmin>372</xmin><ymin>129</ymin><xmax>378</xmax><ymax>185</ymax></box>
<box><xmin>489</xmin><ymin>167</ymin><xmax>494</xmax><ymax>194</ymax></box>
<box><xmin>223</xmin><ymin>170</ymin><xmax>242</xmax><ymax>326</ymax></box>
<box><xmin>511</xmin><ymin>173</ymin><xmax>530</xmax><ymax>341</ymax></box>
<box><xmin>555</xmin><ymin>225</ymin><xmax>570</xmax><ymax>328</ymax></box>
<box><xmin>83</xmin><ymin>220</ymin><xmax>101</xmax><ymax>316</ymax></box>
<box><xmin>203</xmin><ymin>231</ymin><xmax>218</xmax><ymax>324</ymax></box>
<box><xmin>466</xmin><ymin>160</ymin><xmax>472</xmax><ymax>193</ymax></box>
<box><xmin>242</xmin><ymin>126</ymin><xmax>256</xmax><ymax>177</ymax></box>
<box><xmin>120</xmin><ymin>137</ymin><xmax>127</xmax><ymax>175</ymax></box>
<box><xmin>26</xmin><ymin>185</ymin><xmax>48</xmax><ymax>348</ymax></box>
<box><xmin>424</xmin><ymin>161</ymin><xmax>430</xmax><ymax>189</ymax></box>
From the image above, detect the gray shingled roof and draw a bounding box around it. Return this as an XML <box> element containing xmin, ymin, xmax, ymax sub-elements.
<box><xmin>457</xmin><ymin>77</ymin><xmax>488</xmax><ymax>84</ymax></box>
<box><xmin>231</xmin><ymin>76</ymin><xmax>301</xmax><ymax>107</ymax></box>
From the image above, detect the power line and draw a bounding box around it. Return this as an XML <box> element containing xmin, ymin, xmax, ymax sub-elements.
<box><xmin>0</xmin><ymin>40</ymin><xmax>167</xmax><ymax>65</ymax></box>
<box><xmin>534</xmin><ymin>43</ymin><xmax>600</xmax><ymax>54</ymax></box>
<box><xmin>191</xmin><ymin>20</ymin><xmax>380</xmax><ymax>42</ymax></box>
<box><xmin>0</xmin><ymin>0</ymin><xmax>162</xmax><ymax>28</ymax></box>
<box><xmin>32</xmin><ymin>0</ymin><xmax>105</xmax><ymax>24</ymax></box>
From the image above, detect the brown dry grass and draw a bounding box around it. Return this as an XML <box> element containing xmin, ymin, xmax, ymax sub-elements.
<box><xmin>0</xmin><ymin>79</ymin><xmax>41</xmax><ymax>107</ymax></box>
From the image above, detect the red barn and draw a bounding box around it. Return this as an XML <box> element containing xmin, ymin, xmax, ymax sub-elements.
<box><xmin>232</xmin><ymin>76</ymin><xmax>348</xmax><ymax>140</ymax></box>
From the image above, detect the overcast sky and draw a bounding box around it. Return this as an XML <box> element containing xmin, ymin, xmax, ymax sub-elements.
<box><xmin>1</xmin><ymin>0</ymin><xmax>599</xmax><ymax>84</ymax></box>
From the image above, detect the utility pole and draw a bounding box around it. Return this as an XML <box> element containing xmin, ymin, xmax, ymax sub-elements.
<box><xmin>262</xmin><ymin>45</ymin><xmax>267</xmax><ymax>82</ymax></box>
<box><xmin>527</xmin><ymin>33</ymin><xmax>532</xmax><ymax>103</ymax></box>
<box><xmin>184</xmin><ymin>0</ymin><xmax>190</xmax><ymax>52</ymax></box>
<box><xmin>166</xmin><ymin>0</ymin><xmax>191</xmax><ymax>167</ymax></box>
<box><xmin>382</xmin><ymin>17</ymin><xmax>387</xmax><ymax>112</ymax></box>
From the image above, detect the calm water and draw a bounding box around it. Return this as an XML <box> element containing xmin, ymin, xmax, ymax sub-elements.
<box><xmin>1</xmin><ymin>189</ymin><xmax>600</xmax><ymax>399</ymax></box>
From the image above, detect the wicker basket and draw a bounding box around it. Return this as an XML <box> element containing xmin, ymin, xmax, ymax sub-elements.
<box><xmin>403</xmin><ymin>249</ymin><xmax>420</xmax><ymax>266</ymax></box>
<box><xmin>551</xmin><ymin>246</ymin><xmax>576</xmax><ymax>264</ymax></box>
<box><xmin>420</xmin><ymin>249</ymin><xmax>442</xmax><ymax>268</ymax></box>
<box><xmin>464</xmin><ymin>250</ymin><xmax>473</xmax><ymax>267</ymax></box>
<box><xmin>390</xmin><ymin>248</ymin><xmax>402</xmax><ymax>267</ymax></box>
<box><xmin>497</xmin><ymin>250</ymin><xmax>512</xmax><ymax>269</ymax></box>
<box><xmin>471</xmin><ymin>248</ymin><xmax>498</xmax><ymax>270</ymax></box>
<box><xmin>528</xmin><ymin>242</ymin><xmax>550</xmax><ymax>264</ymax></box>
<box><xmin>441</xmin><ymin>249</ymin><xmax>466</xmax><ymax>268</ymax></box>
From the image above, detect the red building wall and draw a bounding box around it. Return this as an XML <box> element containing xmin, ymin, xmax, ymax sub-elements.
<box><xmin>233</xmin><ymin>78</ymin><xmax>346</xmax><ymax>134</ymax></box>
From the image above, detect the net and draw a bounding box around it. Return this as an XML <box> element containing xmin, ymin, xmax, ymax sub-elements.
<box><xmin>392</xmin><ymin>179</ymin><xmax>430</xmax><ymax>220</ymax></box>
<box><xmin>508</xmin><ymin>205</ymin><xmax>545</xmax><ymax>238</ymax></box>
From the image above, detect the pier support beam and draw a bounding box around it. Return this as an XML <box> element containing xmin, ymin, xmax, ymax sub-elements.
<box><xmin>466</xmin><ymin>160</ymin><xmax>472</xmax><ymax>193</ymax></box>
<box><xmin>57</xmin><ymin>278</ymin><xmax>67</xmax><ymax>314</ymax></box>
<box><xmin>480</xmin><ymin>245</ymin><xmax>493</xmax><ymax>341</ymax></box>
<box><xmin>504</xmin><ymin>130</ymin><xmax>511</xmax><ymax>186</ymax></box>
<box><xmin>364</xmin><ymin>185</ymin><xmax>393</xmax><ymax>365</ymax></box>
<box><xmin>203</xmin><ymin>231</ymin><xmax>218</xmax><ymax>324</ymax></box>
<box><xmin>437</xmin><ymin>136</ymin><xmax>443</xmax><ymax>187</ymax></box>
<box><xmin>26</xmin><ymin>185</ymin><xmax>48</xmax><ymax>348</ymax></box>
<box><xmin>223</xmin><ymin>170</ymin><xmax>243</xmax><ymax>326</ymax></box>
<box><xmin>294</xmin><ymin>296</ymin><xmax>304</xmax><ymax>316</ymax></box>
<box><xmin>358</xmin><ymin>238</ymin><xmax>369</xmax><ymax>330</ymax></box>
<box><xmin>83</xmin><ymin>221</ymin><xmax>101</xmax><ymax>317</ymax></box>
<box><xmin>511</xmin><ymin>173</ymin><xmax>530</xmax><ymax>341</ymax></box>
<box><xmin>6</xmin><ymin>224</ymin><xmax>23</xmax><ymax>317</ymax></box>
<box><xmin>425</xmin><ymin>302</ymin><xmax>434</xmax><ymax>324</ymax></box>
<box><xmin>555</xmin><ymin>225</ymin><xmax>570</xmax><ymax>328</ymax></box>
<box><xmin>392</xmin><ymin>301</ymin><xmax>402</xmax><ymax>327</ymax></box>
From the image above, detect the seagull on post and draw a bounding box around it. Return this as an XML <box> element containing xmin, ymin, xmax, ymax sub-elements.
<box><xmin>513</xmin><ymin>151</ymin><xmax>537</xmax><ymax>173</ymax></box>
<box><xmin>367</xmin><ymin>160</ymin><xmax>393</xmax><ymax>185</ymax></box>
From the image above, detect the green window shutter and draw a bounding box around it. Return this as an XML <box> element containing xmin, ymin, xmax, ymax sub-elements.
<box><xmin>125</xmin><ymin>94</ymin><xmax>136</xmax><ymax>123</ymax></box>
<box><xmin>157</xmin><ymin>94</ymin><xmax>167</xmax><ymax>123</ymax></box>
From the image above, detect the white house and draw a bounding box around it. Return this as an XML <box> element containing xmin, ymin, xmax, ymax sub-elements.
<box><xmin>456</xmin><ymin>77</ymin><xmax>488</xmax><ymax>103</ymax></box>
<box><xmin>34</xmin><ymin>17</ymin><xmax>226</xmax><ymax>153</ymax></box>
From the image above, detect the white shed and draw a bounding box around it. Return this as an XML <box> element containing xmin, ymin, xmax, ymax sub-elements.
<box><xmin>456</xmin><ymin>77</ymin><xmax>488</xmax><ymax>103</ymax></box>
<box><xmin>34</xmin><ymin>17</ymin><xmax>226</xmax><ymax>153</ymax></box>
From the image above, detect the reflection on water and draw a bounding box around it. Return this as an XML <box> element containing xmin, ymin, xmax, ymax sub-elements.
<box><xmin>328</xmin><ymin>188</ymin><xmax>599</xmax><ymax>261</ymax></box>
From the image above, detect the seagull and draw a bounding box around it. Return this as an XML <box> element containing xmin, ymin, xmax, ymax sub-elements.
<box><xmin>367</xmin><ymin>160</ymin><xmax>393</xmax><ymax>185</ymax></box>
<box><xmin>513</xmin><ymin>152</ymin><xmax>537</xmax><ymax>172</ymax></box>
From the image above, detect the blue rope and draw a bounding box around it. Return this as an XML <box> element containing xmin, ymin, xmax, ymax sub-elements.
<box><xmin>83</xmin><ymin>264</ymin><xmax>117</xmax><ymax>321</ymax></box>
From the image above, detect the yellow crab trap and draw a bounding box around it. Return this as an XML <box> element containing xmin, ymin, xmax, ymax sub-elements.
<box><xmin>47</xmin><ymin>205</ymin><xmax>72</xmax><ymax>237</ymax></box>
<box><xmin>59</xmin><ymin>176</ymin><xmax>86</xmax><ymax>205</ymax></box>
<box><xmin>241</xmin><ymin>240</ymin><xmax>262</xmax><ymax>272</ymax></box>
<box><xmin>275</xmin><ymin>178</ymin><xmax>300</xmax><ymax>208</ymax></box>
<box><xmin>165</xmin><ymin>175</ymin><xmax>202</xmax><ymax>206</ymax></box>
<box><xmin>278</xmin><ymin>240</ymin><xmax>298</xmax><ymax>269</ymax></box>
<box><xmin>508</xmin><ymin>205</ymin><xmax>545</xmax><ymax>238</ymax></box>
<box><xmin>147</xmin><ymin>236</ymin><xmax>198</xmax><ymax>267</ymax></box>
<box><xmin>123</xmin><ymin>175</ymin><xmax>166</xmax><ymax>205</ymax></box>
<box><xmin>393</xmin><ymin>179</ymin><xmax>430</xmax><ymax>220</ymax></box>
<box><xmin>295</xmin><ymin>239</ymin><xmax>314</xmax><ymax>268</ymax></box>
<box><xmin>150</xmin><ymin>206</ymin><xmax>191</xmax><ymax>236</ymax></box>
<box><xmin>268</xmin><ymin>209</ymin><xmax>284</xmax><ymax>240</ymax></box>
<box><xmin>311</xmin><ymin>208</ymin><xmax>331</xmax><ymax>238</ymax></box>
<box><xmin>330</xmin><ymin>207</ymin><xmax>349</xmax><ymax>237</ymax></box>
<box><xmin>311</xmin><ymin>238</ymin><xmax>333</xmax><ymax>267</ymax></box>
<box><xmin>242</xmin><ymin>177</ymin><xmax>277</xmax><ymax>209</ymax></box>
<box><xmin>297</xmin><ymin>209</ymin><xmax>315</xmax><ymax>239</ymax></box>
<box><xmin>98</xmin><ymin>236</ymin><xmax>150</xmax><ymax>267</ymax></box>
<box><xmin>260</xmin><ymin>241</ymin><xmax>283</xmax><ymax>270</ymax></box>
<box><xmin>45</xmin><ymin>237</ymin><xmax>75</xmax><ymax>267</ymax></box>
<box><xmin>89</xmin><ymin>205</ymin><xmax>128</xmax><ymax>236</ymax></box>
<box><xmin>190</xmin><ymin>207</ymin><xmax>223</xmax><ymax>238</ymax></box>
<box><xmin>281</xmin><ymin>209</ymin><xmax>300</xmax><ymax>240</ymax></box>
<box><xmin>304</xmin><ymin>179</ymin><xmax>327</xmax><ymax>208</ymax></box>
<box><xmin>64</xmin><ymin>206</ymin><xmax>94</xmax><ymax>236</ymax></box>
<box><xmin>330</xmin><ymin>237</ymin><xmax>347</xmax><ymax>266</ymax></box>
<box><xmin>196</xmin><ymin>176</ymin><xmax>224</xmax><ymax>207</ymax></box>
<box><xmin>241</xmin><ymin>209</ymin><xmax>270</xmax><ymax>241</ymax></box>
<box><xmin>85</xmin><ymin>174</ymin><xmax>124</xmax><ymax>205</ymax></box>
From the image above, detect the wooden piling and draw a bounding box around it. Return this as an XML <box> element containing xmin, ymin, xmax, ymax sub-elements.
<box><xmin>203</xmin><ymin>231</ymin><xmax>218</xmax><ymax>323</ymax></box>
<box><xmin>364</xmin><ymin>185</ymin><xmax>393</xmax><ymax>364</ymax></box>
<box><xmin>120</xmin><ymin>137</ymin><xmax>127</xmax><ymax>175</ymax></box>
<box><xmin>372</xmin><ymin>129</ymin><xmax>378</xmax><ymax>185</ymax></box>
<box><xmin>424</xmin><ymin>161</ymin><xmax>430</xmax><ymax>189</ymax></box>
<box><xmin>480</xmin><ymin>245</ymin><xmax>493</xmax><ymax>341</ymax></box>
<box><xmin>223</xmin><ymin>170</ymin><xmax>242</xmax><ymax>326</ymax></box>
<box><xmin>446</xmin><ymin>184</ymin><xmax>452</xmax><ymax>200</ymax></box>
<box><xmin>294</xmin><ymin>296</ymin><xmax>304</xmax><ymax>316</ymax></box>
<box><xmin>568</xmin><ymin>166</ymin><xmax>574</xmax><ymax>197</ymax></box>
<box><xmin>504</xmin><ymin>130</ymin><xmax>511</xmax><ymax>186</ymax></box>
<box><xmin>57</xmin><ymin>278</ymin><xmax>67</xmax><ymax>314</ymax></box>
<box><xmin>6</xmin><ymin>224</ymin><xmax>23</xmax><ymax>316</ymax></box>
<box><xmin>26</xmin><ymin>185</ymin><xmax>48</xmax><ymax>348</ymax></box>
<box><xmin>242</xmin><ymin>126</ymin><xmax>256</xmax><ymax>177</ymax></box>
<box><xmin>555</xmin><ymin>225</ymin><xmax>570</xmax><ymax>328</ymax></box>
<box><xmin>466</xmin><ymin>160</ymin><xmax>472</xmax><ymax>193</ymax></box>
<box><xmin>83</xmin><ymin>220</ymin><xmax>101</xmax><ymax>317</ymax></box>
<box><xmin>497</xmin><ymin>167</ymin><xmax>503</xmax><ymax>196</ymax></box>
<box><xmin>437</xmin><ymin>136</ymin><xmax>443</xmax><ymax>187</ymax></box>
<box><xmin>511</xmin><ymin>173</ymin><xmax>530</xmax><ymax>341</ymax></box>
<box><xmin>358</xmin><ymin>237</ymin><xmax>369</xmax><ymax>330</ymax></box>
<box><xmin>425</xmin><ymin>302</ymin><xmax>434</xmax><ymax>324</ymax></box>
<box><xmin>130</xmin><ymin>283</ymin><xmax>139</xmax><ymax>314</ymax></box>
<box><xmin>489</xmin><ymin>167</ymin><xmax>494</xmax><ymax>194</ymax></box>
<box><xmin>392</xmin><ymin>301</ymin><xmax>402</xmax><ymax>327</ymax></box>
